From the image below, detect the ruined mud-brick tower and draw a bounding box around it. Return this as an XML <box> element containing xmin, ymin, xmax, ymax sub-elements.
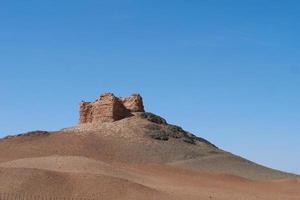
<box><xmin>79</xmin><ymin>93</ymin><xmax>145</xmax><ymax>124</ymax></box>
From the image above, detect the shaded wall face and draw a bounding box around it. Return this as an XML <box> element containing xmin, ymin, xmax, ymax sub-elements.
<box><xmin>112</xmin><ymin>99</ymin><xmax>133</xmax><ymax>121</ymax></box>
<box><xmin>121</xmin><ymin>95</ymin><xmax>145</xmax><ymax>112</ymax></box>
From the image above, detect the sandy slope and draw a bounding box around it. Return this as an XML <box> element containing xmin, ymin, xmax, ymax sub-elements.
<box><xmin>0</xmin><ymin>113</ymin><xmax>299</xmax><ymax>199</ymax></box>
<box><xmin>0</xmin><ymin>155</ymin><xmax>299</xmax><ymax>200</ymax></box>
<box><xmin>0</xmin><ymin>167</ymin><xmax>169</xmax><ymax>200</ymax></box>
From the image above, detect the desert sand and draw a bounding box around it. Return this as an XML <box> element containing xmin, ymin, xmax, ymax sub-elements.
<box><xmin>0</xmin><ymin>113</ymin><xmax>299</xmax><ymax>199</ymax></box>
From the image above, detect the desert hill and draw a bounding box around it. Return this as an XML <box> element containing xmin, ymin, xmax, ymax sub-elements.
<box><xmin>0</xmin><ymin>93</ymin><xmax>299</xmax><ymax>200</ymax></box>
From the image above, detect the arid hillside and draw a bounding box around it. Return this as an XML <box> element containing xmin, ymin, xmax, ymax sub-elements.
<box><xmin>0</xmin><ymin>93</ymin><xmax>299</xmax><ymax>200</ymax></box>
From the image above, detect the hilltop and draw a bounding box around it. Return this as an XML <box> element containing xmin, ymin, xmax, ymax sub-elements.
<box><xmin>0</xmin><ymin>93</ymin><xmax>299</xmax><ymax>200</ymax></box>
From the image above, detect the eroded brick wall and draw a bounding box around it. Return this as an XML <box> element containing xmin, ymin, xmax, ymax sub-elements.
<box><xmin>79</xmin><ymin>93</ymin><xmax>144</xmax><ymax>124</ymax></box>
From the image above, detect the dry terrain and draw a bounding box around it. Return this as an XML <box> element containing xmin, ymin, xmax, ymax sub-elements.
<box><xmin>0</xmin><ymin>113</ymin><xmax>299</xmax><ymax>199</ymax></box>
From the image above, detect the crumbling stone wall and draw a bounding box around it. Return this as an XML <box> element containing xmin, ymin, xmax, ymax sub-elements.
<box><xmin>79</xmin><ymin>93</ymin><xmax>144</xmax><ymax>124</ymax></box>
<box><xmin>121</xmin><ymin>94</ymin><xmax>144</xmax><ymax>112</ymax></box>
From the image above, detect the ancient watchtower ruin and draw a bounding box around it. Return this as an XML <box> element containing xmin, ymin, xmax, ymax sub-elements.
<box><xmin>79</xmin><ymin>93</ymin><xmax>145</xmax><ymax>124</ymax></box>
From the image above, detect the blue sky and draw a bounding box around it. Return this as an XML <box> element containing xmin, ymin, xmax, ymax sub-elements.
<box><xmin>0</xmin><ymin>0</ymin><xmax>299</xmax><ymax>174</ymax></box>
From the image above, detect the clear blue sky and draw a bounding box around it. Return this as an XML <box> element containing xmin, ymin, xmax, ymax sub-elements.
<box><xmin>1</xmin><ymin>0</ymin><xmax>299</xmax><ymax>174</ymax></box>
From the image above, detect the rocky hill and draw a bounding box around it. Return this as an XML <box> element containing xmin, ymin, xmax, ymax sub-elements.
<box><xmin>0</xmin><ymin>93</ymin><xmax>299</xmax><ymax>200</ymax></box>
